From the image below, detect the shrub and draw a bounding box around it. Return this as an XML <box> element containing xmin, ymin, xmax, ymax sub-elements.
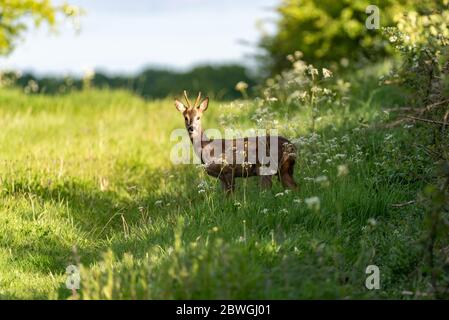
<box><xmin>382</xmin><ymin>2</ymin><xmax>449</xmax><ymax>105</ymax></box>
<box><xmin>258</xmin><ymin>0</ymin><xmax>418</xmax><ymax>74</ymax></box>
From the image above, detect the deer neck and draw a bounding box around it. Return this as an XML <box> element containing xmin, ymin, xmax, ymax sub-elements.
<box><xmin>190</xmin><ymin>126</ymin><xmax>210</xmax><ymax>162</ymax></box>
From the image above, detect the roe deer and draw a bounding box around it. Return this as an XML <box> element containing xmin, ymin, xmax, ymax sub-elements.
<box><xmin>174</xmin><ymin>91</ymin><xmax>298</xmax><ymax>194</ymax></box>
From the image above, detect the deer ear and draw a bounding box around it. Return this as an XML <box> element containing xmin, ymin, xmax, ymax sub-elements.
<box><xmin>198</xmin><ymin>97</ymin><xmax>209</xmax><ymax>112</ymax></box>
<box><xmin>175</xmin><ymin>99</ymin><xmax>187</xmax><ymax>113</ymax></box>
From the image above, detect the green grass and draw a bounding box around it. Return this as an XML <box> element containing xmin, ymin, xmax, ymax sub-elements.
<box><xmin>0</xmin><ymin>81</ymin><xmax>431</xmax><ymax>299</ymax></box>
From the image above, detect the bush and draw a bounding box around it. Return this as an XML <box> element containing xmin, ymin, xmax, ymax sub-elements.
<box><xmin>382</xmin><ymin>2</ymin><xmax>449</xmax><ymax>105</ymax></box>
<box><xmin>381</xmin><ymin>1</ymin><xmax>449</xmax><ymax>298</ymax></box>
<box><xmin>258</xmin><ymin>0</ymin><xmax>419</xmax><ymax>74</ymax></box>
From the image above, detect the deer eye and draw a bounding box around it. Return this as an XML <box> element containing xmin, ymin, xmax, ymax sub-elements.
<box><xmin>196</xmin><ymin>117</ymin><xmax>200</xmax><ymax>120</ymax></box>
<box><xmin>184</xmin><ymin>117</ymin><xmax>188</xmax><ymax>121</ymax></box>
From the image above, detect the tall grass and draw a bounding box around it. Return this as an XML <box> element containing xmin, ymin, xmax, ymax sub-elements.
<box><xmin>0</xmin><ymin>74</ymin><xmax>430</xmax><ymax>298</ymax></box>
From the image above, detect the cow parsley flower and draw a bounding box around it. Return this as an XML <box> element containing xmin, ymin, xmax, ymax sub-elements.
<box><xmin>322</xmin><ymin>68</ymin><xmax>333</xmax><ymax>78</ymax></box>
<box><xmin>337</xmin><ymin>164</ymin><xmax>349</xmax><ymax>177</ymax></box>
<box><xmin>305</xmin><ymin>197</ymin><xmax>321</xmax><ymax>211</ymax></box>
<box><xmin>275</xmin><ymin>192</ymin><xmax>284</xmax><ymax>198</ymax></box>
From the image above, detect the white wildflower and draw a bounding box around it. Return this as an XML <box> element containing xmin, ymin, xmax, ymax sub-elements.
<box><xmin>293</xmin><ymin>60</ymin><xmax>306</xmax><ymax>72</ymax></box>
<box><xmin>314</xmin><ymin>175</ymin><xmax>329</xmax><ymax>187</ymax></box>
<box><xmin>275</xmin><ymin>192</ymin><xmax>284</xmax><ymax>198</ymax></box>
<box><xmin>25</xmin><ymin>79</ymin><xmax>39</xmax><ymax>94</ymax></box>
<box><xmin>305</xmin><ymin>196</ymin><xmax>321</xmax><ymax>211</ymax></box>
<box><xmin>308</xmin><ymin>66</ymin><xmax>319</xmax><ymax>77</ymax></box>
<box><xmin>341</xmin><ymin>135</ymin><xmax>350</xmax><ymax>143</ymax></box>
<box><xmin>311</xmin><ymin>86</ymin><xmax>322</xmax><ymax>94</ymax></box>
<box><xmin>334</xmin><ymin>153</ymin><xmax>347</xmax><ymax>159</ymax></box>
<box><xmin>389</xmin><ymin>35</ymin><xmax>398</xmax><ymax>43</ymax></box>
<box><xmin>322</xmin><ymin>68</ymin><xmax>333</xmax><ymax>78</ymax></box>
<box><xmin>235</xmin><ymin>81</ymin><xmax>248</xmax><ymax>92</ymax></box>
<box><xmin>337</xmin><ymin>164</ymin><xmax>349</xmax><ymax>177</ymax></box>
<box><xmin>294</xmin><ymin>51</ymin><xmax>303</xmax><ymax>59</ymax></box>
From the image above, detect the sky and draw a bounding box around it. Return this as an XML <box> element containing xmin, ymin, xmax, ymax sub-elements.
<box><xmin>0</xmin><ymin>0</ymin><xmax>279</xmax><ymax>76</ymax></box>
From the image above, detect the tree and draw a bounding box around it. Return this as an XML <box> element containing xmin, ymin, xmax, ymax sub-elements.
<box><xmin>258</xmin><ymin>0</ymin><xmax>419</xmax><ymax>74</ymax></box>
<box><xmin>13</xmin><ymin>64</ymin><xmax>256</xmax><ymax>100</ymax></box>
<box><xmin>0</xmin><ymin>0</ymin><xmax>81</xmax><ymax>55</ymax></box>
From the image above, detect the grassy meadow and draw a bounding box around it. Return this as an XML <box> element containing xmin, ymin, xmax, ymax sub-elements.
<box><xmin>0</xmin><ymin>65</ymin><xmax>434</xmax><ymax>299</ymax></box>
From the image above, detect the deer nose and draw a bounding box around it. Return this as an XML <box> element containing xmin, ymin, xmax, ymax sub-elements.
<box><xmin>188</xmin><ymin>126</ymin><xmax>194</xmax><ymax>133</ymax></box>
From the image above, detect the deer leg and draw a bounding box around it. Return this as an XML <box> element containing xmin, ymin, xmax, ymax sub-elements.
<box><xmin>260</xmin><ymin>175</ymin><xmax>273</xmax><ymax>190</ymax></box>
<box><xmin>220</xmin><ymin>179</ymin><xmax>231</xmax><ymax>193</ymax></box>
<box><xmin>220</xmin><ymin>174</ymin><xmax>235</xmax><ymax>195</ymax></box>
<box><xmin>281</xmin><ymin>173</ymin><xmax>298</xmax><ymax>190</ymax></box>
<box><xmin>279</xmin><ymin>159</ymin><xmax>298</xmax><ymax>191</ymax></box>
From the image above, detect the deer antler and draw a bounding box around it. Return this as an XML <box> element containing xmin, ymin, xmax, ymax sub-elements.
<box><xmin>183</xmin><ymin>90</ymin><xmax>192</xmax><ymax>108</ymax></box>
<box><xmin>194</xmin><ymin>92</ymin><xmax>202</xmax><ymax>108</ymax></box>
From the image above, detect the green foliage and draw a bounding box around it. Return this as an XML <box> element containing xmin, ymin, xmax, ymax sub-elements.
<box><xmin>130</xmin><ymin>65</ymin><xmax>255</xmax><ymax>100</ymax></box>
<box><xmin>382</xmin><ymin>1</ymin><xmax>449</xmax><ymax>105</ymax></box>
<box><xmin>258</xmin><ymin>51</ymin><xmax>350</xmax><ymax>132</ymax></box>
<box><xmin>0</xmin><ymin>64</ymin><xmax>432</xmax><ymax>298</ymax></box>
<box><xmin>417</xmin><ymin>159</ymin><xmax>449</xmax><ymax>298</ymax></box>
<box><xmin>79</xmin><ymin>230</ymin><xmax>271</xmax><ymax>300</ymax></box>
<box><xmin>2</xmin><ymin>1</ymin><xmax>448</xmax><ymax>298</ymax></box>
<box><xmin>258</xmin><ymin>0</ymin><xmax>419</xmax><ymax>74</ymax></box>
<box><xmin>7</xmin><ymin>64</ymin><xmax>256</xmax><ymax>100</ymax></box>
<box><xmin>0</xmin><ymin>0</ymin><xmax>81</xmax><ymax>55</ymax></box>
<box><xmin>379</xmin><ymin>0</ymin><xmax>449</xmax><ymax>297</ymax></box>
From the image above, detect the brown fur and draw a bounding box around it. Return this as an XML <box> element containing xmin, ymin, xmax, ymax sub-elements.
<box><xmin>175</xmin><ymin>92</ymin><xmax>298</xmax><ymax>194</ymax></box>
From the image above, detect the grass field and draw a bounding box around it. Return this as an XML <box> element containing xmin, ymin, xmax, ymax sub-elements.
<box><xmin>0</xmin><ymin>68</ymin><xmax>433</xmax><ymax>298</ymax></box>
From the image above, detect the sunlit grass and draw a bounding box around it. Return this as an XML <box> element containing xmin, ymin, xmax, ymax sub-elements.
<box><xmin>0</xmin><ymin>85</ymin><xmax>429</xmax><ymax>299</ymax></box>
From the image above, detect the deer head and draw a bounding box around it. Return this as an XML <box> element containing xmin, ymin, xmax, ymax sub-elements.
<box><xmin>175</xmin><ymin>91</ymin><xmax>209</xmax><ymax>137</ymax></box>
